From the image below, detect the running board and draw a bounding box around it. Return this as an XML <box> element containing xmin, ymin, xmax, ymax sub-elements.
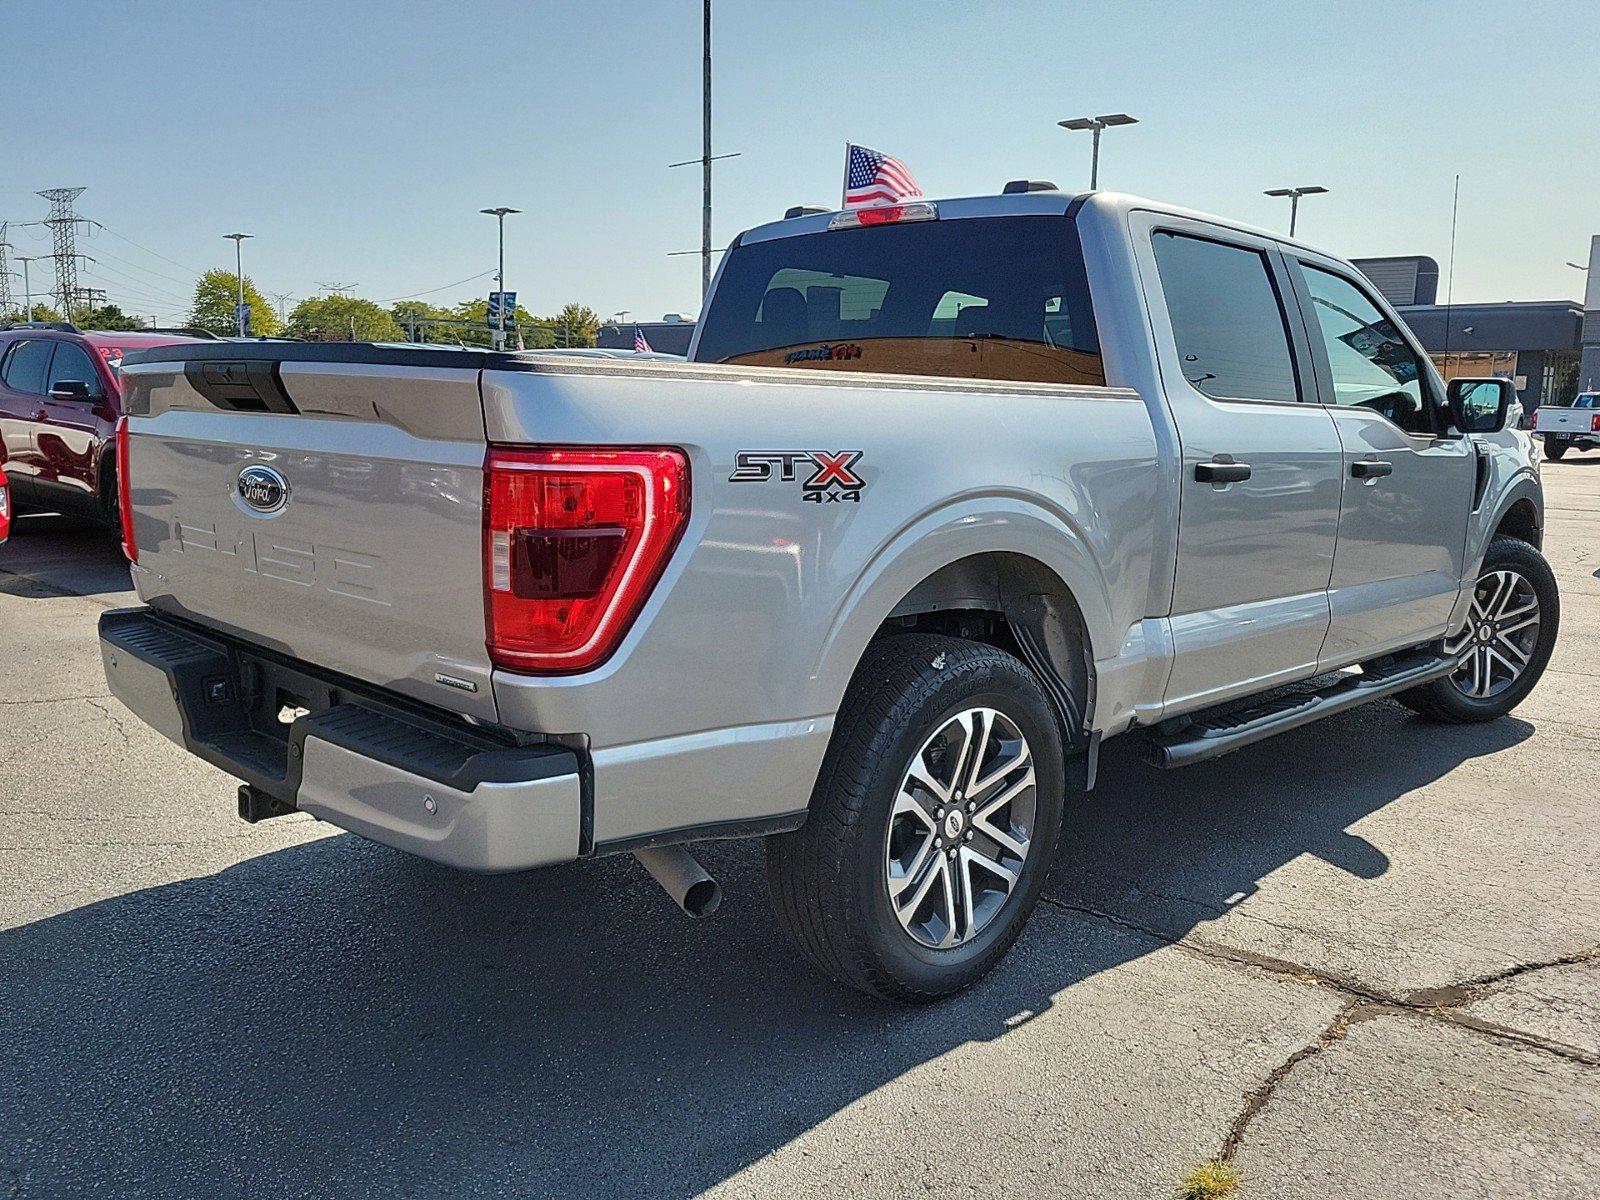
<box><xmin>1145</xmin><ymin>650</ymin><xmax>1461</xmax><ymax>768</ymax></box>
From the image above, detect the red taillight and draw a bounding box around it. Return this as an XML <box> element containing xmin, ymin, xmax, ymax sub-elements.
<box><xmin>0</xmin><ymin>469</ymin><xmax>10</xmax><ymax>544</ymax></box>
<box><xmin>484</xmin><ymin>446</ymin><xmax>689</xmax><ymax>673</ymax></box>
<box><xmin>1591</xmin><ymin>413</ymin><xmax>1600</xmax><ymax>433</ymax></box>
<box><xmin>115</xmin><ymin>416</ymin><xmax>137</xmax><ymax>562</ymax></box>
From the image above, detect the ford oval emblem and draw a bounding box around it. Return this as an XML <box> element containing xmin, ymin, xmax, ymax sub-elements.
<box><xmin>237</xmin><ymin>464</ymin><xmax>290</xmax><ymax>515</ymax></box>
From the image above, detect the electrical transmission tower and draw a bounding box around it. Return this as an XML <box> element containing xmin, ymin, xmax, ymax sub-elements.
<box><xmin>0</xmin><ymin>223</ymin><xmax>14</xmax><ymax>316</ymax></box>
<box><xmin>38</xmin><ymin>187</ymin><xmax>87</xmax><ymax>317</ymax></box>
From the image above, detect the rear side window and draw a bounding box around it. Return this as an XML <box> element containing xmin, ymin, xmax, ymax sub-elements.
<box><xmin>47</xmin><ymin>342</ymin><xmax>104</xmax><ymax>398</ymax></box>
<box><xmin>1</xmin><ymin>339</ymin><xmax>56</xmax><ymax>396</ymax></box>
<box><xmin>1151</xmin><ymin>232</ymin><xmax>1300</xmax><ymax>404</ymax></box>
<box><xmin>695</xmin><ymin>216</ymin><xmax>1103</xmax><ymax>386</ymax></box>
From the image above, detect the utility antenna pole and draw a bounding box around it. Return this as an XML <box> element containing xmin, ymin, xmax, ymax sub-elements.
<box><xmin>0</xmin><ymin>223</ymin><xmax>14</xmax><ymax>317</ymax></box>
<box><xmin>317</xmin><ymin>281</ymin><xmax>358</xmax><ymax>296</ymax></box>
<box><xmin>701</xmin><ymin>0</ymin><xmax>712</xmax><ymax>296</ymax></box>
<box><xmin>667</xmin><ymin>0</ymin><xmax>739</xmax><ymax>298</ymax></box>
<box><xmin>16</xmin><ymin>256</ymin><xmax>39</xmax><ymax>320</ymax></box>
<box><xmin>38</xmin><ymin>187</ymin><xmax>87</xmax><ymax>318</ymax></box>
<box><xmin>271</xmin><ymin>291</ymin><xmax>293</xmax><ymax>324</ymax></box>
<box><xmin>1443</xmin><ymin>173</ymin><xmax>1461</xmax><ymax>364</ymax></box>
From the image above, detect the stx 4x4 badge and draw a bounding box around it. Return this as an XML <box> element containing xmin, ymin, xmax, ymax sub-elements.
<box><xmin>730</xmin><ymin>450</ymin><xmax>865</xmax><ymax>503</ymax></box>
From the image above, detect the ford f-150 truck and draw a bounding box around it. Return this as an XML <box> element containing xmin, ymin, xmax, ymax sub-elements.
<box><xmin>99</xmin><ymin>188</ymin><xmax>1557</xmax><ymax>1001</ymax></box>
<box><xmin>1535</xmin><ymin>392</ymin><xmax>1600</xmax><ymax>459</ymax></box>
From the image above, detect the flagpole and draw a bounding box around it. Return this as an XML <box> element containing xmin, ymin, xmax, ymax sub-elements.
<box><xmin>841</xmin><ymin>142</ymin><xmax>850</xmax><ymax>209</ymax></box>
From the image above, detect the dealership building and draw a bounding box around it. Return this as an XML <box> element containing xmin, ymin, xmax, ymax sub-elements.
<box><xmin>1353</xmin><ymin>240</ymin><xmax>1598</xmax><ymax>414</ymax></box>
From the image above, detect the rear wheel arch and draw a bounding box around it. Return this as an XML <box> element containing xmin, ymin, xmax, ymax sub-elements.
<box><xmin>869</xmin><ymin>552</ymin><xmax>1095</xmax><ymax>753</ymax></box>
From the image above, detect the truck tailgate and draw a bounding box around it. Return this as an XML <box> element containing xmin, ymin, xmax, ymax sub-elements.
<box><xmin>1535</xmin><ymin>407</ymin><xmax>1593</xmax><ymax>434</ymax></box>
<box><xmin>120</xmin><ymin>352</ymin><xmax>498</xmax><ymax>722</ymax></box>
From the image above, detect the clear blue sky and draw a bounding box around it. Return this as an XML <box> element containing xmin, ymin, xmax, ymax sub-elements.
<box><xmin>4</xmin><ymin>0</ymin><xmax>1595</xmax><ymax>323</ymax></box>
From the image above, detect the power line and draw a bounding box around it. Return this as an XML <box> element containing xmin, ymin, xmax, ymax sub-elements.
<box><xmin>86</xmin><ymin>220</ymin><xmax>207</xmax><ymax>276</ymax></box>
<box><xmin>81</xmin><ymin>241</ymin><xmax>196</xmax><ymax>289</ymax></box>
<box><xmin>381</xmin><ymin>267</ymin><xmax>497</xmax><ymax>304</ymax></box>
<box><xmin>80</xmin><ymin>258</ymin><xmax>192</xmax><ymax>303</ymax></box>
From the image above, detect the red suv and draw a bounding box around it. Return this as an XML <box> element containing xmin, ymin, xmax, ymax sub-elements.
<box><xmin>0</xmin><ymin>322</ymin><xmax>207</xmax><ymax>526</ymax></box>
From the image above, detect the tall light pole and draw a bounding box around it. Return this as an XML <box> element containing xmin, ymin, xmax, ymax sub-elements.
<box><xmin>224</xmin><ymin>233</ymin><xmax>253</xmax><ymax>334</ymax></box>
<box><xmin>480</xmin><ymin>207</ymin><xmax>520</xmax><ymax>351</ymax></box>
<box><xmin>1058</xmin><ymin>113</ymin><xmax>1139</xmax><ymax>190</ymax></box>
<box><xmin>1264</xmin><ymin>186</ymin><xmax>1327</xmax><ymax>238</ymax></box>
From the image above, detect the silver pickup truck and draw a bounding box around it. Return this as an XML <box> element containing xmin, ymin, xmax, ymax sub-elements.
<box><xmin>100</xmin><ymin>189</ymin><xmax>1557</xmax><ymax>1001</ymax></box>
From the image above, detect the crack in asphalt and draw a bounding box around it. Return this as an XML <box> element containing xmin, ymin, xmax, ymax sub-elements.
<box><xmin>1040</xmin><ymin>896</ymin><xmax>1598</xmax><ymax>1064</ymax></box>
<box><xmin>0</xmin><ymin>694</ymin><xmax>113</xmax><ymax>706</ymax></box>
<box><xmin>1042</xmin><ymin>894</ymin><xmax>1599</xmax><ymax>1183</ymax></box>
<box><xmin>1218</xmin><ymin>1000</ymin><xmax>1360</xmax><ymax>1162</ymax></box>
<box><xmin>84</xmin><ymin>698</ymin><xmax>135</xmax><ymax>748</ymax></box>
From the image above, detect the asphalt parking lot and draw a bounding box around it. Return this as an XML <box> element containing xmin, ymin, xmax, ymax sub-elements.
<box><xmin>2</xmin><ymin>462</ymin><xmax>1596</xmax><ymax>1200</ymax></box>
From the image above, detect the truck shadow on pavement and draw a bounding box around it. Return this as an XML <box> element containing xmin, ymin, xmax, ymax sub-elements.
<box><xmin>1</xmin><ymin>699</ymin><xmax>1530</xmax><ymax>1197</ymax></box>
<box><xmin>0</xmin><ymin>513</ymin><xmax>134</xmax><ymax>600</ymax></box>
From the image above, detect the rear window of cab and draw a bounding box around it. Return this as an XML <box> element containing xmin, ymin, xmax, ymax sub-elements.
<box><xmin>694</xmin><ymin>215</ymin><xmax>1104</xmax><ymax>387</ymax></box>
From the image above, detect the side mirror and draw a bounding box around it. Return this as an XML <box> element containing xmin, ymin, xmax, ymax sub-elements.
<box><xmin>48</xmin><ymin>379</ymin><xmax>93</xmax><ymax>402</ymax></box>
<box><xmin>1447</xmin><ymin>377</ymin><xmax>1513</xmax><ymax>434</ymax></box>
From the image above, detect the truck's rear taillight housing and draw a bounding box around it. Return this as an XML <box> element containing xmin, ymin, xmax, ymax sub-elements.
<box><xmin>1591</xmin><ymin>413</ymin><xmax>1600</xmax><ymax>433</ymax></box>
<box><xmin>115</xmin><ymin>415</ymin><xmax>137</xmax><ymax>562</ymax></box>
<box><xmin>484</xmin><ymin>447</ymin><xmax>690</xmax><ymax>674</ymax></box>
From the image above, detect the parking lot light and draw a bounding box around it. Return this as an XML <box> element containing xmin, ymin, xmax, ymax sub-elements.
<box><xmin>1058</xmin><ymin>113</ymin><xmax>1139</xmax><ymax>190</ymax></box>
<box><xmin>1263</xmin><ymin>186</ymin><xmax>1328</xmax><ymax>237</ymax></box>
<box><xmin>223</xmin><ymin>234</ymin><xmax>253</xmax><ymax>335</ymax></box>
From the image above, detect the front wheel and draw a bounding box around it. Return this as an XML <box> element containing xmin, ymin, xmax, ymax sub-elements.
<box><xmin>767</xmin><ymin>634</ymin><xmax>1066</xmax><ymax>1002</ymax></box>
<box><xmin>1398</xmin><ymin>537</ymin><xmax>1559</xmax><ymax>723</ymax></box>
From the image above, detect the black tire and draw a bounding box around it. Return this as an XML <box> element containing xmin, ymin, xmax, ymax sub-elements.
<box><xmin>1544</xmin><ymin>439</ymin><xmax>1567</xmax><ymax>461</ymax></box>
<box><xmin>1398</xmin><ymin>537</ymin><xmax>1559</xmax><ymax>723</ymax></box>
<box><xmin>766</xmin><ymin>633</ymin><xmax>1066</xmax><ymax>1002</ymax></box>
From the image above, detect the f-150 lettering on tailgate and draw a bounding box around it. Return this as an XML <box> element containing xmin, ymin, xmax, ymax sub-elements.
<box><xmin>172</xmin><ymin>521</ymin><xmax>389</xmax><ymax>605</ymax></box>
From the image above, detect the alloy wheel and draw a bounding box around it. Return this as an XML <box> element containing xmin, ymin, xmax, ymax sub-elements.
<box><xmin>884</xmin><ymin>706</ymin><xmax>1037</xmax><ymax>949</ymax></box>
<box><xmin>1443</xmin><ymin>568</ymin><xmax>1542</xmax><ymax>699</ymax></box>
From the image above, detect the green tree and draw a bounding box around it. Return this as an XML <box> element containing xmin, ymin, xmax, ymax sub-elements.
<box><xmin>190</xmin><ymin>268</ymin><xmax>282</xmax><ymax>337</ymax></box>
<box><xmin>74</xmin><ymin>304</ymin><xmax>147</xmax><ymax>331</ymax></box>
<box><xmin>287</xmin><ymin>294</ymin><xmax>403</xmax><ymax>342</ymax></box>
<box><xmin>451</xmin><ymin>297</ymin><xmax>550</xmax><ymax>348</ymax></box>
<box><xmin>548</xmin><ymin>303</ymin><xmax>600</xmax><ymax>348</ymax></box>
<box><xmin>10</xmin><ymin>303</ymin><xmax>63</xmax><ymax>323</ymax></box>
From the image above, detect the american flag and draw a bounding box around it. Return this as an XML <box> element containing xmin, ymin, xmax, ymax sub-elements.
<box><xmin>843</xmin><ymin>144</ymin><xmax>924</xmax><ymax>208</ymax></box>
<box><xmin>634</xmin><ymin>325</ymin><xmax>653</xmax><ymax>353</ymax></box>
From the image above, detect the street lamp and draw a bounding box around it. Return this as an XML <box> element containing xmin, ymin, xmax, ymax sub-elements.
<box><xmin>1057</xmin><ymin>113</ymin><xmax>1138</xmax><ymax>190</ymax></box>
<box><xmin>224</xmin><ymin>233</ymin><xmax>253</xmax><ymax>335</ymax></box>
<box><xmin>1263</xmin><ymin>186</ymin><xmax>1328</xmax><ymax>238</ymax></box>
<box><xmin>480</xmin><ymin>207</ymin><xmax>521</xmax><ymax>351</ymax></box>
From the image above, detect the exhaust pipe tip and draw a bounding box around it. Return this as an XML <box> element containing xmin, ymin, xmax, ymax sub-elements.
<box><xmin>634</xmin><ymin>845</ymin><xmax>722</xmax><ymax>919</ymax></box>
<box><xmin>681</xmin><ymin>876</ymin><xmax>722</xmax><ymax>919</ymax></box>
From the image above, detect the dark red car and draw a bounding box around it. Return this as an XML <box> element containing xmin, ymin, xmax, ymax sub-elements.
<box><xmin>0</xmin><ymin>323</ymin><xmax>207</xmax><ymax>525</ymax></box>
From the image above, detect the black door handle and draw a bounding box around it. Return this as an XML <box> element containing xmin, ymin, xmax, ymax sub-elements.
<box><xmin>1351</xmin><ymin>459</ymin><xmax>1393</xmax><ymax>479</ymax></box>
<box><xmin>1195</xmin><ymin>459</ymin><xmax>1252</xmax><ymax>483</ymax></box>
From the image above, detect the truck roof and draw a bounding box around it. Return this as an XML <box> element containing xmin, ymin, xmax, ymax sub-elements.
<box><xmin>741</xmin><ymin>189</ymin><xmax>1329</xmax><ymax>257</ymax></box>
